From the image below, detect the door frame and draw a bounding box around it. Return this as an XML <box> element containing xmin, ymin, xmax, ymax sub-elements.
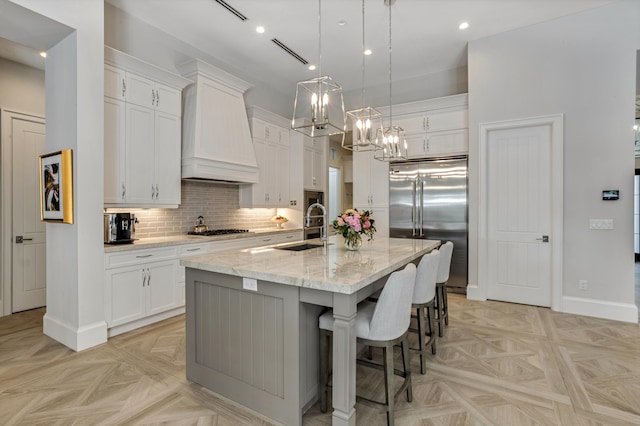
<box><xmin>1</xmin><ymin>109</ymin><xmax>47</xmax><ymax>316</ymax></box>
<box><xmin>475</xmin><ymin>114</ymin><xmax>564</xmax><ymax>311</ymax></box>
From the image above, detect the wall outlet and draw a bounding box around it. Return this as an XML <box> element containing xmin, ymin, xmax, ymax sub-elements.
<box><xmin>589</xmin><ymin>219</ymin><xmax>614</xmax><ymax>230</ymax></box>
<box><xmin>579</xmin><ymin>280</ymin><xmax>588</xmax><ymax>291</ymax></box>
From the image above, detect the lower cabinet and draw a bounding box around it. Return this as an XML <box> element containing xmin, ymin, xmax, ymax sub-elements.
<box><xmin>105</xmin><ymin>258</ymin><xmax>178</xmax><ymax>328</ymax></box>
<box><xmin>105</xmin><ymin>231</ymin><xmax>303</xmax><ymax>337</ymax></box>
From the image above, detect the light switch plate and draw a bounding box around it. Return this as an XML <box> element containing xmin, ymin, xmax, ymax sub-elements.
<box><xmin>243</xmin><ymin>277</ymin><xmax>258</xmax><ymax>291</ymax></box>
<box><xmin>589</xmin><ymin>219</ymin><xmax>614</xmax><ymax>230</ymax></box>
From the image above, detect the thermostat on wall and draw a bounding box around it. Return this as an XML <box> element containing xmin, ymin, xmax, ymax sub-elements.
<box><xmin>602</xmin><ymin>190</ymin><xmax>619</xmax><ymax>200</ymax></box>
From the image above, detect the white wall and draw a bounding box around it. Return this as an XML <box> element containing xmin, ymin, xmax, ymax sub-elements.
<box><xmin>8</xmin><ymin>0</ymin><xmax>106</xmax><ymax>349</ymax></box>
<box><xmin>0</xmin><ymin>57</ymin><xmax>45</xmax><ymax>116</ymax></box>
<box><xmin>468</xmin><ymin>1</ymin><xmax>640</xmax><ymax>321</ymax></box>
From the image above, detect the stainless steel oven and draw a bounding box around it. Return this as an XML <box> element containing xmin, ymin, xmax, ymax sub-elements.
<box><xmin>303</xmin><ymin>190</ymin><xmax>324</xmax><ymax>239</ymax></box>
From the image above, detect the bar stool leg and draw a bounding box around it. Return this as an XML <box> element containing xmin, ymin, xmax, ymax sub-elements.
<box><xmin>416</xmin><ymin>305</ymin><xmax>427</xmax><ymax>374</ymax></box>
<box><xmin>427</xmin><ymin>302</ymin><xmax>437</xmax><ymax>355</ymax></box>
<box><xmin>443</xmin><ymin>285</ymin><xmax>449</xmax><ymax>326</ymax></box>
<box><xmin>384</xmin><ymin>343</ymin><xmax>394</xmax><ymax>425</ymax></box>
<box><xmin>401</xmin><ymin>338</ymin><xmax>413</xmax><ymax>403</ymax></box>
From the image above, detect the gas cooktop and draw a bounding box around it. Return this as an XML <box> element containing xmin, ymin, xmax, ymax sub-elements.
<box><xmin>188</xmin><ymin>229</ymin><xmax>250</xmax><ymax>236</ymax></box>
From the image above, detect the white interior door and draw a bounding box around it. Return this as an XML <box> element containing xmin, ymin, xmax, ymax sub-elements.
<box><xmin>486</xmin><ymin>124</ymin><xmax>552</xmax><ymax>307</ymax></box>
<box><xmin>12</xmin><ymin>117</ymin><xmax>47</xmax><ymax>312</ymax></box>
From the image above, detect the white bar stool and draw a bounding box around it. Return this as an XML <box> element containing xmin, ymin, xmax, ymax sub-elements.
<box><xmin>409</xmin><ymin>249</ymin><xmax>439</xmax><ymax>374</ymax></box>
<box><xmin>318</xmin><ymin>263</ymin><xmax>417</xmax><ymax>426</ymax></box>
<box><xmin>435</xmin><ymin>241</ymin><xmax>454</xmax><ymax>337</ymax></box>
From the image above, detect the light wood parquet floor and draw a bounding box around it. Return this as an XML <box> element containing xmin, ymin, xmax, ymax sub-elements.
<box><xmin>1</xmin><ymin>294</ymin><xmax>639</xmax><ymax>425</ymax></box>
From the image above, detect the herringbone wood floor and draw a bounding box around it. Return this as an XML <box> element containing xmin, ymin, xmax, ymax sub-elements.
<box><xmin>1</xmin><ymin>294</ymin><xmax>639</xmax><ymax>425</ymax></box>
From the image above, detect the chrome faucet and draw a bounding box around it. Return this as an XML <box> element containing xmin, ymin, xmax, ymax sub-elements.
<box><xmin>305</xmin><ymin>202</ymin><xmax>327</xmax><ymax>247</ymax></box>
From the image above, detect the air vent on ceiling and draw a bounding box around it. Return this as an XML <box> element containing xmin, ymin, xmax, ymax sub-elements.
<box><xmin>214</xmin><ymin>0</ymin><xmax>248</xmax><ymax>21</ymax></box>
<box><xmin>271</xmin><ymin>38</ymin><xmax>309</xmax><ymax>65</ymax></box>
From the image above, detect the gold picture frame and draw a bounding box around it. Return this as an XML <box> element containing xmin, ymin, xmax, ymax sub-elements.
<box><xmin>39</xmin><ymin>149</ymin><xmax>73</xmax><ymax>224</ymax></box>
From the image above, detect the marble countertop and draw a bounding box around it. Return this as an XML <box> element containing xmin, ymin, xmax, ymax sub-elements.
<box><xmin>181</xmin><ymin>235</ymin><xmax>440</xmax><ymax>295</ymax></box>
<box><xmin>104</xmin><ymin>228</ymin><xmax>303</xmax><ymax>253</ymax></box>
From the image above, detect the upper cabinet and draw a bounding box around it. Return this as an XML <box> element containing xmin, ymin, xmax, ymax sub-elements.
<box><xmin>381</xmin><ymin>94</ymin><xmax>469</xmax><ymax>160</ymax></box>
<box><xmin>239</xmin><ymin>107</ymin><xmax>291</xmax><ymax>208</ymax></box>
<box><xmin>103</xmin><ymin>47</ymin><xmax>191</xmax><ymax>208</ymax></box>
<box><xmin>303</xmin><ymin>136</ymin><xmax>326</xmax><ymax>192</ymax></box>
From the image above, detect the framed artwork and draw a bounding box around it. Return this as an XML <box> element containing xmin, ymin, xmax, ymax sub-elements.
<box><xmin>39</xmin><ymin>149</ymin><xmax>73</xmax><ymax>224</ymax></box>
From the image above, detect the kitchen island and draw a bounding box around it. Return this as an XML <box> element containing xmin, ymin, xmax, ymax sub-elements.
<box><xmin>181</xmin><ymin>235</ymin><xmax>440</xmax><ymax>426</ymax></box>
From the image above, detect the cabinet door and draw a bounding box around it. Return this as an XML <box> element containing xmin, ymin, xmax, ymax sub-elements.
<box><xmin>105</xmin><ymin>265</ymin><xmax>146</xmax><ymax>327</ymax></box>
<box><xmin>104</xmin><ymin>64</ymin><xmax>126</xmax><ymax>100</ymax></box>
<box><xmin>352</xmin><ymin>150</ymin><xmax>371</xmax><ymax>208</ymax></box>
<box><xmin>126</xmin><ymin>103</ymin><xmax>156</xmax><ymax>204</ymax></box>
<box><xmin>104</xmin><ymin>98</ymin><xmax>126</xmax><ymax>204</ymax></box>
<box><xmin>370</xmin><ymin>206</ymin><xmax>389</xmax><ymax>238</ymax></box>
<box><xmin>392</xmin><ymin>114</ymin><xmax>425</xmax><ymax>134</ymax></box>
<box><xmin>277</xmin><ymin>143</ymin><xmax>290</xmax><ymax>206</ymax></box>
<box><xmin>155</xmin><ymin>83</ymin><xmax>181</xmax><ymax>116</ymax></box>
<box><xmin>154</xmin><ymin>111</ymin><xmax>181</xmax><ymax>205</ymax></box>
<box><xmin>426</xmin><ymin>128</ymin><xmax>469</xmax><ymax>157</ymax></box>
<box><xmin>303</xmin><ymin>145</ymin><xmax>314</xmax><ymax>190</ymax></box>
<box><xmin>146</xmin><ymin>259</ymin><xmax>178</xmax><ymax>316</ymax></box>
<box><xmin>312</xmin><ymin>148</ymin><xmax>324</xmax><ymax>191</ymax></box>
<box><xmin>126</xmin><ymin>72</ymin><xmax>155</xmax><ymax>109</ymax></box>
<box><xmin>252</xmin><ymin>139</ymin><xmax>268</xmax><ymax>205</ymax></box>
<box><xmin>405</xmin><ymin>133</ymin><xmax>427</xmax><ymax>159</ymax></box>
<box><xmin>426</xmin><ymin>109</ymin><xmax>467</xmax><ymax>132</ymax></box>
<box><xmin>369</xmin><ymin>152</ymin><xmax>389</xmax><ymax>207</ymax></box>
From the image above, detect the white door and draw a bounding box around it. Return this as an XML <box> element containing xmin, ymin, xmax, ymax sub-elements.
<box><xmin>12</xmin><ymin>117</ymin><xmax>47</xmax><ymax>312</ymax></box>
<box><xmin>486</xmin><ymin>124</ymin><xmax>552</xmax><ymax>307</ymax></box>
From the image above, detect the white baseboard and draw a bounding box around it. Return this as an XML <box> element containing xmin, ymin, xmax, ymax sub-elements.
<box><xmin>107</xmin><ymin>306</ymin><xmax>185</xmax><ymax>337</ymax></box>
<box><xmin>43</xmin><ymin>313</ymin><xmax>108</xmax><ymax>351</ymax></box>
<box><xmin>465</xmin><ymin>284</ymin><xmax>486</xmax><ymax>301</ymax></box>
<box><xmin>561</xmin><ymin>296</ymin><xmax>638</xmax><ymax>323</ymax></box>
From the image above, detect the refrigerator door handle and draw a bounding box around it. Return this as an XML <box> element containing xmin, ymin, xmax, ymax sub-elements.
<box><xmin>411</xmin><ymin>180</ymin><xmax>416</xmax><ymax>236</ymax></box>
<box><xmin>419</xmin><ymin>180</ymin><xmax>424</xmax><ymax>237</ymax></box>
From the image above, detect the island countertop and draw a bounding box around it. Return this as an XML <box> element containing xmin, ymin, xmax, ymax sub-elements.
<box><xmin>181</xmin><ymin>235</ymin><xmax>440</xmax><ymax>295</ymax></box>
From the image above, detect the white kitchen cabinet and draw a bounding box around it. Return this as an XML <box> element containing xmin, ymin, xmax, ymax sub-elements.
<box><xmin>125</xmin><ymin>72</ymin><xmax>181</xmax><ymax>116</ymax></box>
<box><xmin>104</xmin><ymin>97</ymin><xmax>126</xmax><ymax>204</ymax></box>
<box><xmin>303</xmin><ymin>136</ymin><xmax>326</xmax><ymax>191</ymax></box>
<box><xmin>105</xmin><ymin>247</ymin><xmax>179</xmax><ymax>329</ymax></box>
<box><xmin>395</xmin><ymin>108</ymin><xmax>468</xmax><ymax>159</ymax></box>
<box><xmin>240</xmin><ymin>114</ymin><xmax>291</xmax><ymax>207</ymax></box>
<box><xmin>104</xmin><ymin>47</ymin><xmax>190</xmax><ymax>208</ymax></box>
<box><xmin>353</xmin><ymin>149</ymin><xmax>389</xmax><ymax>236</ymax></box>
<box><xmin>104</xmin><ymin>64</ymin><xmax>126</xmax><ymax>101</ymax></box>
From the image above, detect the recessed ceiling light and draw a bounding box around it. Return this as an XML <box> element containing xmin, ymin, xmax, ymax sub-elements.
<box><xmin>39</xmin><ymin>51</ymin><xmax>47</xmax><ymax>58</ymax></box>
<box><xmin>364</xmin><ymin>49</ymin><xmax>372</xmax><ymax>56</ymax></box>
<box><xmin>337</xmin><ymin>20</ymin><xmax>346</xmax><ymax>27</ymax></box>
<box><xmin>308</xmin><ymin>64</ymin><xmax>317</xmax><ymax>71</ymax></box>
<box><xmin>256</xmin><ymin>26</ymin><xmax>265</xmax><ymax>34</ymax></box>
<box><xmin>459</xmin><ymin>22</ymin><xmax>469</xmax><ymax>30</ymax></box>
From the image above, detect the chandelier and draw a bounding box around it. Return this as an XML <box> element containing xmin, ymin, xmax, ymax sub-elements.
<box><xmin>291</xmin><ymin>0</ymin><xmax>346</xmax><ymax>139</ymax></box>
<box><xmin>343</xmin><ymin>0</ymin><xmax>383</xmax><ymax>152</ymax></box>
<box><xmin>375</xmin><ymin>0</ymin><xmax>407</xmax><ymax>161</ymax></box>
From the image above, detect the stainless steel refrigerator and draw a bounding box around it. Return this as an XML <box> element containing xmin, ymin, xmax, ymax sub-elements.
<box><xmin>389</xmin><ymin>156</ymin><xmax>468</xmax><ymax>293</ymax></box>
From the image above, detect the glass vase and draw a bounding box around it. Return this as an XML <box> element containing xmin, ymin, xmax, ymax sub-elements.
<box><xmin>344</xmin><ymin>233</ymin><xmax>363</xmax><ymax>251</ymax></box>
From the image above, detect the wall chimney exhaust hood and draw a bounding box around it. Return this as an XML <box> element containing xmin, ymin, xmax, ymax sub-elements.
<box><xmin>178</xmin><ymin>59</ymin><xmax>258</xmax><ymax>183</ymax></box>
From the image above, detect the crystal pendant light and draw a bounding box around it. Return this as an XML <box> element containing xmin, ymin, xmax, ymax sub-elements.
<box><xmin>343</xmin><ymin>0</ymin><xmax>383</xmax><ymax>152</ymax></box>
<box><xmin>292</xmin><ymin>0</ymin><xmax>346</xmax><ymax>139</ymax></box>
<box><xmin>375</xmin><ymin>0</ymin><xmax>407</xmax><ymax>161</ymax></box>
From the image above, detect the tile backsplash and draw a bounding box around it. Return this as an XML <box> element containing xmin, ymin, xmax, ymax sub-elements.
<box><xmin>107</xmin><ymin>181</ymin><xmax>276</xmax><ymax>239</ymax></box>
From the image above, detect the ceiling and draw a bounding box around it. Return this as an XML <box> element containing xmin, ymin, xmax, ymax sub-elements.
<box><xmin>103</xmin><ymin>0</ymin><xmax>615</xmax><ymax>102</ymax></box>
<box><xmin>0</xmin><ymin>0</ymin><xmax>617</xmax><ymax>104</ymax></box>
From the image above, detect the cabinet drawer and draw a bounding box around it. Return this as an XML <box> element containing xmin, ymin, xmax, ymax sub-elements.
<box><xmin>105</xmin><ymin>247</ymin><xmax>178</xmax><ymax>269</ymax></box>
<box><xmin>178</xmin><ymin>243</ymin><xmax>212</xmax><ymax>257</ymax></box>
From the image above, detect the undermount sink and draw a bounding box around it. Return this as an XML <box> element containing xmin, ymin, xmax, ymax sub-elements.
<box><xmin>276</xmin><ymin>243</ymin><xmax>324</xmax><ymax>252</ymax></box>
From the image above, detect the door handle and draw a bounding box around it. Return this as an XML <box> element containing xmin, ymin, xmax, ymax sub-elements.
<box><xmin>536</xmin><ymin>235</ymin><xmax>549</xmax><ymax>243</ymax></box>
<box><xmin>15</xmin><ymin>236</ymin><xmax>33</xmax><ymax>243</ymax></box>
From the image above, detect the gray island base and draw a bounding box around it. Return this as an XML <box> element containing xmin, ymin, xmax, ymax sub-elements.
<box><xmin>182</xmin><ymin>236</ymin><xmax>440</xmax><ymax>426</ymax></box>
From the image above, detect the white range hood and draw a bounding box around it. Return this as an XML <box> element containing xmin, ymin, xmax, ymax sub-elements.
<box><xmin>178</xmin><ymin>59</ymin><xmax>258</xmax><ymax>183</ymax></box>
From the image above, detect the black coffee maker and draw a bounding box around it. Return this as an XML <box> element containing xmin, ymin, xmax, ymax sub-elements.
<box><xmin>104</xmin><ymin>213</ymin><xmax>137</xmax><ymax>244</ymax></box>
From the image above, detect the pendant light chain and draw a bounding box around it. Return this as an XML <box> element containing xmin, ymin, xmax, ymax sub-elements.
<box><xmin>388</xmin><ymin>1</ymin><xmax>393</xmax><ymax>128</ymax></box>
<box><xmin>317</xmin><ymin>0</ymin><xmax>322</xmax><ymax>78</ymax></box>
<box><xmin>361</xmin><ymin>0</ymin><xmax>366</xmax><ymax>107</ymax></box>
